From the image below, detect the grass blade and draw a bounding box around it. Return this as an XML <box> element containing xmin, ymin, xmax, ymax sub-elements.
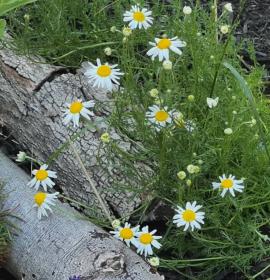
<box><xmin>223</xmin><ymin>61</ymin><xmax>270</xmax><ymax>161</ymax></box>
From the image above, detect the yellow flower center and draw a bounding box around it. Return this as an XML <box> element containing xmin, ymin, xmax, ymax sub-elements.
<box><xmin>155</xmin><ymin>110</ymin><xmax>169</xmax><ymax>122</ymax></box>
<box><xmin>97</xmin><ymin>65</ymin><xmax>112</xmax><ymax>78</ymax></box>
<box><xmin>70</xmin><ymin>101</ymin><xmax>83</xmax><ymax>114</ymax></box>
<box><xmin>139</xmin><ymin>233</ymin><xmax>153</xmax><ymax>245</ymax></box>
<box><xmin>133</xmin><ymin>11</ymin><xmax>145</xmax><ymax>22</ymax></box>
<box><xmin>157</xmin><ymin>38</ymin><xmax>172</xmax><ymax>49</ymax></box>
<box><xmin>119</xmin><ymin>228</ymin><xmax>134</xmax><ymax>240</ymax></box>
<box><xmin>35</xmin><ymin>169</ymin><xmax>48</xmax><ymax>181</ymax></box>
<box><xmin>34</xmin><ymin>192</ymin><xmax>47</xmax><ymax>206</ymax></box>
<box><xmin>221</xmin><ymin>179</ymin><xmax>233</xmax><ymax>189</ymax></box>
<box><xmin>182</xmin><ymin>209</ymin><xmax>196</xmax><ymax>222</ymax></box>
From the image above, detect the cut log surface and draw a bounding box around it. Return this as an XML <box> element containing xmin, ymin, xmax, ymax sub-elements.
<box><xmin>0</xmin><ymin>45</ymin><xmax>142</xmax><ymax>218</ymax></box>
<box><xmin>0</xmin><ymin>151</ymin><xmax>163</xmax><ymax>280</ymax></box>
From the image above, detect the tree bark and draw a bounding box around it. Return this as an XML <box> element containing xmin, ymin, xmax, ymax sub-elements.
<box><xmin>0</xmin><ymin>151</ymin><xmax>163</xmax><ymax>280</ymax></box>
<box><xmin>0</xmin><ymin>45</ymin><xmax>142</xmax><ymax>218</ymax></box>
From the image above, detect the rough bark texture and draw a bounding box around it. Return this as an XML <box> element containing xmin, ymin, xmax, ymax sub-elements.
<box><xmin>0</xmin><ymin>151</ymin><xmax>163</xmax><ymax>280</ymax></box>
<box><xmin>0</xmin><ymin>45</ymin><xmax>142</xmax><ymax>218</ymax></box>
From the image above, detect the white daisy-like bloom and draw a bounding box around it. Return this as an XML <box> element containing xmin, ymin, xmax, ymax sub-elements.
<box><xmin>16</xmin><ymin>151</ymin><xmax>27</xmax><ymax>162</ymax></box>
<box><xmin>27</xmin><ymin>164</ymin><xmax>57</xmax><ymax>192</ymax></box>
<box><xmin>110</xmin><ymin>222</ymin><xmax>139</xmax><ymax>247</ymax></box>
<box><xmin>220</xmin><ymin>25</ymin><xmax>230</xmax><ymax>34</ymax></box>
<box><xmin>212</xmin><ymin>174</ymin><xmax>244</xmax><ymax>197</ymax></box>
<box><xmin>123</xmin><ymin>5</ymin><xmax>153</xmax><ymax>30</ymax></box>
<box><xmin>147</xmin><ymin>37</ymin><xmax>186</xmax><ymax>61</ymax></box>
<box><xmin>173</xmin><ymin>201</ymin><xmax>205</xmax><ymax>231</ymax></box>
<box><xmin>81</xmin><ymin>59</ymin><xmax>124</xmax><ymax>92</ymax></box>
<box><xmin>134</xmin><ymin>226</ymin><xmax>162</xmax><ymax>257</ymax></box>
<box><xmin>224</xmin><ymin>3</ymin><xmax>233</xmax><ymax>13</ymax></box>
<box><xmin>207</xmin><ymin>97</ymin><xmax>219</xmax><ymax>108</ymax></box>
<box><xmin>183</xmin><ymin>6</ymin><xmax>192</xmax><ymax>15</ymax></box>
<box><xmin>162</xmin><ymin>60</ymin><xmax>173</xmax><ymax>70</ymax></box>
<box><xmin>224</xmin><ymin>128</ymin><xmax>233</xmax><ymax>135</ymax></box>
<box><xmin>63</xmin><ymin>99</ymin><xmax>95</xmax><ymax>127</ymax></box>
<box><xmin>33</xmin><ymin>192</ymin><xmax>59</xmax><ymax>220</ymax></box>
<box><xmin>146</xmin><ymin>105</ymin><xmax>173</xmax><ymax>131</ymax></box>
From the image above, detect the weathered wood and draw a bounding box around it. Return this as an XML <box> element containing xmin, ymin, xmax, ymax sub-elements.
<box><xmin>0</xmin><ymin>45</ymin><xmax>141</xmax><ymax>218</ymax></box>
<box><xmin>0</xmin><ymin>151</ymin><xmax>163</xmax><ymax>280</ymax></box>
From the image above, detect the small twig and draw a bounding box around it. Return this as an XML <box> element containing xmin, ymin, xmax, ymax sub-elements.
<box><xmin>70</xmin><ymin>142</ymin><xmax>113</xmax><ymax>223</ymax></box>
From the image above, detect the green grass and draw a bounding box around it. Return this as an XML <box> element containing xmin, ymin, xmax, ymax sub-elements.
<box><xmin>4</xmin><ymin>0</ymin><xmax>270</xmax><ymax>279</ymax></box>
<box><xmin>0</xmin><ymin>183</ymin><xmax>11</xmax><ymax>265</ymax></box>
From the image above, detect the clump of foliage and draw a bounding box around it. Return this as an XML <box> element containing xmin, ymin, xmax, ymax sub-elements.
<box><xmin>0</xmin><ymin>0</ymin><xmax>36</xmax><ymax>38</ymax></box>
<box><xmin>5</xmin><ymin>0</ymin><xmax>270</xmax><ymax>279</ymax></box>
<box><xmin>7</xmin><ymin>0</ymin><xmax>120</xmax><ymax>65</ymax></box>
<box><xmin>0</xmin><ymin>183</ymin><xmax>11</xmax><ymax>265</ymax></box>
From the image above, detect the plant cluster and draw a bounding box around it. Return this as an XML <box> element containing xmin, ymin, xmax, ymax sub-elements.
<box><xmin>5</xmin><ymin>0</ymin><xmax>270</xmax><ymax>279</ymax></box>
<box><xmin>0</xmin><ymin>183</ymin><xmax>11</xmax><ymax>266</ymax></box>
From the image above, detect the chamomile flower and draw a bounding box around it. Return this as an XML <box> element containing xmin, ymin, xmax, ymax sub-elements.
<box><xmin>134</xmin><ymin>226</ymin><xmax>162</xmax><ymax>257</ymax></box>
<box><xmin>122</xmin><ymin>26</ymin><xmax>132</xmax><ymax>37</ymax></box>
<box><xmin>82</xmin><ymin>59</ymin><xmax>124</xmax><ymax>92</ymax></box>
<box><xmin>104</xmin><ymin>47</ymin><xmax>112</xmax><ymax>56</ymax></box>
<box><xmin>147</xmin><ymin>37</ymin><xmax>186</xmax><ymax>61</ymax></box>
<box><xmin>224</xmin><ymin>128</ymin><xmax>233</xmax><ymax>135</ymax></box>
<box><xmin>27</xmin><ymin>164</ymin><xmax>57</xmax><ymax>191</ymax></box>
<box><xmin>16</xmin><ymin>151</ymin><xmax>27</xmax><ymax>162</ymax></box>
<box><xmin>173</xmin><ymin>111</ymin><xmax>184</xmax><ymax>126</ymax></box>
<box><xmin>207</xmin><ymin>97</ymin><xmax>219</xmax><ymax>108</ymax></box>
<box><xmin>123</xmin><ymin>5</ymin><xmax>153</xmax><ymax>30</ymax></box>
<box><xmin>224</xmin><ymin>3</ymin><xmax>233</xmax><ymax>13</ymax></box>
<box><xmin>100</xmin><ymin>132</ymin><xmax>111</xmax><ymax>143</ymax></box>
<box><xmin>183</xmin><ymin>6</ymin><xmax>192</xmax><ymax>15</ymax></box>
<box><xmin>187</xmin><ymin>95</ymin><xmax>195</xmax><ymax>102</ymax></box>
<box><xmin>177</xmin><ymin>171</ymin><xmax>186</xmax><ymax>180</ymax></box>
<box><xmin>63</xmin><ymin>99</ymin><xmax>95</xmax><ymax>127</ymax></box>
<box><xmin>149</xmin><ymin>88</ymin><xmax>159</xmax><ymax>98</ymax></box>
<box><xmin>110</xmin><ymin>222</ymin><xmax>139</xmax><ymax>247</ymax></box>
<box><xmin>186</xmin><ymin>179</ymin><xmax>192</xmax><ymax>187</ymax></box>
<box><xmin>146</xmin><ymin>105</ymin><xmax>172</xmax><ymax>131</ymax></box>
<box><xmin>162</xmin><ymin>60</ymin><xmax>173</xmax><ymax>70</ymax></box>
<box><xmin>149</xmin><ymin>257</ymin><xmax>160</xmax><ymax>267</ymax></box>
<box><xmin>173</xmin><ymin>201</ymin><xmax>205</xmax><ymax>231</ymax></box>
<box><xmin>220</xmin><ymin>25</ymin><xmax>230</xmax><ymax>34</ymax></box>
<box><xmin>212</xmin><ymin>174</ymin><xmax>244</xmax><ymax>197</ymax></box>
<box><xmin>187</xmin><ymin>164</ymin><xmax>200</xmax><ymax>174</ymax></box>
<box><xmin>33</xmin><ymin>192</ymin><xmax>59</xmax><ymax>220</ymax></box>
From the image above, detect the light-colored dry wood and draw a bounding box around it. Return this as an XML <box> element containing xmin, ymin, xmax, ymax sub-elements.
<box><xmin>0</xmin><ymin>151</ymin><xmax>163</xmax><ymax>280</ymax></box>
<box><xmin>0</xmin><ymin>46</ymin><xmax>142</xmax><ymax>218</ymax></box>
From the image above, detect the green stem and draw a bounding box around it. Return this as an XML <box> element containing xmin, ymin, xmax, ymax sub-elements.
<box><xmin>252</xmin><ymin>263</ymin><xmax>270</xmax><ymax>279</ymax></box>
<box><xmin>210</xmin><ymin>0</ymin><xmax>246</xmax><ymax>98</ymax></box>
<box><xmin>52</xmin><ymin>41</ymin><xmax>117</xmax><ymax>61</ymax></box>
<box><xmin>70</xmin><ymin>142</ymin><xmax>113</xmax><ymax>223</ymax></box>
<box><xmin>161</xmin><ymin>255</ymin><xmax>234</xmax><ymax>263</ymax></box>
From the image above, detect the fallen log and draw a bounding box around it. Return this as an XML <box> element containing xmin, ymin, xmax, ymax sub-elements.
<box><xmin>0</xmin><ymin>151</ymin><xmax>163</xmax><ymax>280</ymax></box>
<box><xmin>0</xmin><ymin>44</ymin><xmax>142</xmax><ymax>218</ymax></box>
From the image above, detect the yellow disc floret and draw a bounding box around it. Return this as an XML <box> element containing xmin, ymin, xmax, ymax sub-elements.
<box><xmin>35</xmin><ymin>169</ymin><xmax>48</xmax><ymax>181</ymax></box>
<box><xmin>221</xmin><ymin>179</ymin><xmax>233</xmax><ymax>189</ymax></box>
<box><xmin>119</xmin><ymin>228</ymin><xmax>134</xmax><ymax>240</ymax></box>
<box><xmin>70</xmin><ymin>101</ymin><xmax>83</xmax><ymax>114</ymax></box>
<box><xmin>155</xmin><ymin>111</ymin><xmax>169</xmax><ymax>122</ymax></box>
<box><xmin>182</xmin><ymin>209</ymin><xmax>196</xmax><ymax>222</ymax></box>
<box><xmin>97</xmin><ymin>65</ymin><xmax>112</xmax><ymax>78</ymax></box>
<box><xmin>139</xmin><ymin>233</ymin><xmax>153</xmax><ymax>245</ymax></box>
<box><xmin>34</xmin><ymin>192</ymin><xmax>47</xmax><ymax>206</ymax></box>
<box><xmin>133</xmin><ymin>11</ymin><xmax>145</xmax><ymax>22</ymax></box>
<box><xmin>157</xmin><ymin>38</ymin><xmax>172</xmax><ymax>49</ymax></box>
